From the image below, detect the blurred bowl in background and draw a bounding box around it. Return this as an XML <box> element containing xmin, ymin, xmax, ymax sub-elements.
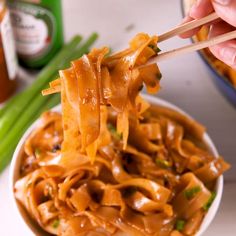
<box><xmin>181</xmin><ymin>0</ymin><xmax>236</xmax><ymax>108</ymax></box>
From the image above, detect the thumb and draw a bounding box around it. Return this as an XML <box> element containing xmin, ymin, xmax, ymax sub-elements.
<box><xmin>212</xmin><ymin>0</ymin><xmax>236</xmax><ymax>27</ymax></box>
<box><xmin>209</xmin><ymin>21</ymin><xmax>236</xmax><ymax>69</ymax></box>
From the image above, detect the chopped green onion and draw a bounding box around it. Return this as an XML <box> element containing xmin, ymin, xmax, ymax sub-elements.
<box><xmin>156</xmin><ymin>159</ymin><xmax>170</xmax><ymax>169</ymax></box>
<box><xmin>175</xmin><ymin>219</ymin><xmax>185</xmax><ymax>231</ymax></box>
<box><xmin>35</xmin><ymin>148</ymin><xmax>41</xmax><ymax>157</ymax></box>
<box><xmin>107</xmin><ymin>123</ymin><xmax>122</xmax><ymax>140</ymax></box>
<box><xmin>203</xmin><ymin>192</ymin><xmax>216</xmax><ymax>211</ymax></box>
<box><xmin>184</xmin><ymin>186</ymin><xmax>201</xmax><ymax>200</ymax></box>
<box><xmin>148</xmin><ymin>44</ymin><xmax>161</xmax><ymax>53</ymax></box>
<box><xmin>156</xmin><ymin>73</ymin><xmax>162</xmax><ymax>81</ymax></box>
<box><xmin>52</xmin><ymin>219</ymin><xmax>60</xmax><ymax>228</ymax></box>
<box><xmin>107</xmin><ymin>123</ymin><xmax>116</xmax><ymax>132</ymax></box>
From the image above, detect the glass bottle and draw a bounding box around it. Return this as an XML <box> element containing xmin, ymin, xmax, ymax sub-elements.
<box><xmin>0</xmin><ymin>0</ymin><xmax>18</xmax><ymax>103</ymax></box>
<box><xmin>8</xmin><ymin>0</ymin><xmax>64</xmax><ymax>69</ymax></box>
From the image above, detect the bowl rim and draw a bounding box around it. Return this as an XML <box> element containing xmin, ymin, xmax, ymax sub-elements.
<box><xmin>9</xmin><ymin>94</ymin><xmax>223</xmax><ymax>236</ymax></box>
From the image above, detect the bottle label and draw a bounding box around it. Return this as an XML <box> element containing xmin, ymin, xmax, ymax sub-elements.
<box><xmin>9</xmin><ymin>2</ymin><xmax>55</xmax><ymax>60</ymax></box>
<box><xmin>1</xmin><ymin>10</ymin><xmax>18</xmax><ymax>80</ymax></box>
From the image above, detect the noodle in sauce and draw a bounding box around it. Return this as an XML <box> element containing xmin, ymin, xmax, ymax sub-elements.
<box><xmin>14</xmin><ymin>33</ymin><xmax>230</xmax><ymax>236</ymax></box>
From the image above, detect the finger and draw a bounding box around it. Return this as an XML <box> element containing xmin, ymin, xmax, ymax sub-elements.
<box><xmin>212</xmin><ymin>0</ymin><xmax>236</xmax><ymax>27</ymax></box>
<box><xmin>179</xmin><ymin>0</ymin><xmax>213</xmax><ymax>38</ymax></box>
<box><xmin>190</xmin><ymin>0</ymin><xmax>214</xmax><ymax>19</ymax></box>
<box><xmin>209</xmin><ymin>21</ymin><xmax>236</xmax><ymax>69</ymax></box>
<box><xmin>179</xmin><ymin>15</ymin><xmax>201</xmax><ymax>38</ymax></box>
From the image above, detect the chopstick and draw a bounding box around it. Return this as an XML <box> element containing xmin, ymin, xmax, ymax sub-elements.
<box><xmin>158</xmin><ymin>12</ymin><xmax>219</xmax><ymax>42</ymax></box>
<box><xmin>148</xmin><ymin>30</ymin><xmax>236</xmax><ymax>64</ymax></box>
<box><xmin>145</xmin><ymin>12</ymin><xmax>236</xmax><ymax>64</ymax></box>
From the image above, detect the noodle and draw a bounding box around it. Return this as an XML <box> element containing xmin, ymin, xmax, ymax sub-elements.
<box><xmin>14</xmin><ymin>33</ymin><xmax>230</xmax><ymax>236</ymax></box>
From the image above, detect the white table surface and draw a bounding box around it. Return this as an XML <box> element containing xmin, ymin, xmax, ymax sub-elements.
<box><xmin>0</xmin><ymin>0</ymin><xmax>236</xmax><ymax>235</ymax></box>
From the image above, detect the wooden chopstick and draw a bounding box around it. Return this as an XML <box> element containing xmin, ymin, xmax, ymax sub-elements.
<box><xmin>158</xmin><ymin>12</ymin><xmax>219</xmax><ymax>42</ymax></box>
<box><xmin>147</xmin><ymin>30</ymin><xmax>236</xmax><ymax>64</ymax></box>
<box><xmin>108</xmin><ymin>13</ymin><xmax>218</xmax><ymax>62</ymax></box>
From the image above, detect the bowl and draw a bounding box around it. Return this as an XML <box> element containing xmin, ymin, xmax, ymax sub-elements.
<box><xmin>10</xmin><ymin>94</ymin><xmax>223</xmax><ymax>236</ymax></box>
<box><xmin>181</xmin><ymin>0</ymin><xmax>236</xmax><ymax>107</ymax></box>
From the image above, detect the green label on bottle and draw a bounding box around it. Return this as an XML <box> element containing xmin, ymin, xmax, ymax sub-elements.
<box><xmin>8</xmin><ymin>0</ymin><xmax>64</xmax><ymax>68</ymax></box>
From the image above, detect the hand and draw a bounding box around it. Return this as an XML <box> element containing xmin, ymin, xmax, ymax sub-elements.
<box><xmin>181</xmin><ymin>0</ymin><xmax>236</xmax><ymax>69</ymax></box>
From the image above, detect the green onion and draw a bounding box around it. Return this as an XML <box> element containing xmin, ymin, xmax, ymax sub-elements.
<box><xmin>0</xmin><ymin>36</ymin><xmax>82</xmax><ymax>142</ymax></box>
<box><xmin>107</xmin><ymin>123</ymin><xmax>122</xmax><ymax>140</ymax></box>
<box><xmin>0</xmin><ymin>95</ymin><xmax>60</xmax><ymax>173</ymax></box>
<box><xmin>0</xmin><ymin>34</ymin><xmax>98</xmax><ymax>172</ymax></box>
<box><xmin>34</xmin><ymin>148</ymin><xmax>41</xmax><ymax>158</ymax></box>
<box><xmin>0</xmin><ymin>92</ymin><xmax>51</xmax><ymax>172</ymax></box>
<box><xmin>203</xmin><ymin>192</ymin><xmax>216</xmax><ymax>211</ymax></box>
<box><xmin>175</xmin><ymin>219</ymin><xmax>185</xmax><ymax>231</ymax></box>
<box><xmin>40</xmin><ymin>94</ymin><xmax>61</xmax><ymax>112</ymax></box>
<box><xmin>0</xmin><ymin>95</ymin><xmax>19</xmax><ymax>118</ymax></box>
<box><xmin>156</xmin><ymin>73</ymin><xmax>162</xmax><ymax>81</ymax></box>
<box><xmin>184</xmin><ymin>186</ymin><xmax>201</xmax><ymax>200</ymax></box>
<box><xmin>148</xmin><ymin>44</ymin><xmax>161</xmax><ymax>53</ymax></box>
<box><xmin>52</xmin><ymin>219</ymin><xmax>60</xmax><ymax>228</ymax></box>
<box><xmin>156</xmin><ymin>159</ymin><xmax>170</xmax><ymax>169</ymax></box>
<box><xmin>66</xmin><ymin>33</ymin><xmax>98</xmax><ymax>62</ymax></box>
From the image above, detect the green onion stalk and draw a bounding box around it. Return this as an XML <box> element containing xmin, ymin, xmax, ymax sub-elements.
<box><xmin>0</xmin><ymin>33</ymin><xmax>98</xmax><ymax>172</ymax></box>
<box><xmin>0</xmin><ymin>36</ymin><xmax>82</xmax><ymax>138</ymax></box>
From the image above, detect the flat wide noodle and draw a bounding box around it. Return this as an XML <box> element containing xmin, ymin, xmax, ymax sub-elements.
<box><xmin>43</xmin><ymin>33</ymin><xmax>161</xmax><ymax>162</ymax></box>
<box><xmin>15</xmin><ymin>105</ymin><xmax>230</xmax><ymax>236</ymax></box>
<box><xmin>15</xmin><ymin>33</ymin><xmax>230</xmax><ymax>236</ymax></box>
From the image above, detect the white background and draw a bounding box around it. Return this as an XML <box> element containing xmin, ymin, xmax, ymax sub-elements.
<box><xmin>0</xmin><ymin>0</ymin><xmax>235</xmax><ymax>235</ymax></box>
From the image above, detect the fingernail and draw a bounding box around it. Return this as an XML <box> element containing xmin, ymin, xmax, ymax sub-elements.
<box><xmin>220</xmin><ymin>47</ymin><xmax>236</xmax><ymax>65</ymax></box>
<box><xmin>213</xmin><ymin>0</ymin><xmax>231</xmax><ymax>6</ymax></box>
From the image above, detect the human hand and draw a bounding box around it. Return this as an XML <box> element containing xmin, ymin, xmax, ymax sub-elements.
<box><xmin>181</xmin><ymin>0</ymin><xmax>236</xmax><ymax>69</ymax></box>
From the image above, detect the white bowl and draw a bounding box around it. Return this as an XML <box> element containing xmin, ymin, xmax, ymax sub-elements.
<box><xmin>9</xmin><ymin>94</ymin><xmax>223</xmax><ymax>236</ymax></box>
